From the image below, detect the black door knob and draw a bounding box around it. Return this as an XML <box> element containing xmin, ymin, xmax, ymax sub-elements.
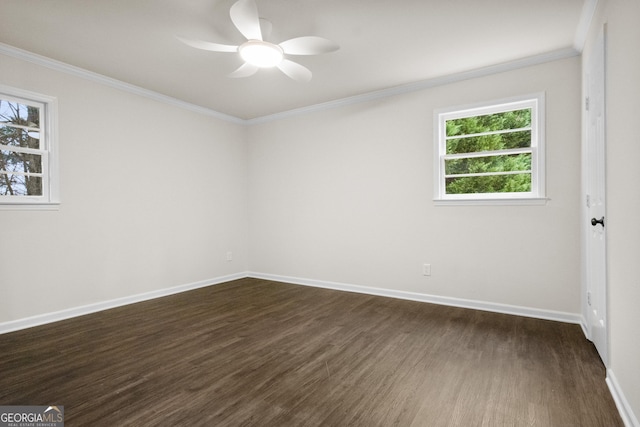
<box><xmin>591</xmin><ymin>217</ymin><xmax>605</xmax><ymax>227</ymax></box>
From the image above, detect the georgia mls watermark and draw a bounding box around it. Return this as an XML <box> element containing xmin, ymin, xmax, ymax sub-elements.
<box><xmin>0</xmin><ymin>406</ymin><xmax>64</xmax><ymax>427</ymax></box>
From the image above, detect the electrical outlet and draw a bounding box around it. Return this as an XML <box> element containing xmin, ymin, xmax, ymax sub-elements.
<box><xmin>226</xmin><ymin>251</ymin><xmax>233</xmax><ymax>262</ymax></box>
<box><xmin>423</xmin><ymin>263</ymin><xmax>431</xmax><ymax>276</ymax></box>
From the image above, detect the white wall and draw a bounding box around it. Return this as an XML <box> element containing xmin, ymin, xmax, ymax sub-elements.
<box><xmin>2</xmin><ymin>16</ymin><xmax>634</xmax><ymax>422</ymax></box>
<box><xmin>248</xmin><ymin>57</ymin><xmax>582</xmax><ymax>314</ymax></box>
<box><xmin>583</xmin><ymin>0</ymin><xmax>640</xmax><ymax>424</ymax></box>
<box><xmin>0</xmin><ymin>53</ymin><xmax>248</xmax><ymax>324</ymax></box>
<box><xmin>0</xmin><ymin>50</ymin><xmax>585</xmax><ymax>331</ymax></box>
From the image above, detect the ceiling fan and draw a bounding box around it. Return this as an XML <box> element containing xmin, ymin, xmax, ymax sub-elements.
<box><xmin>178</xmin><ymin>0</ymin><xmax>339</xmax><ymax>82</ymax></box>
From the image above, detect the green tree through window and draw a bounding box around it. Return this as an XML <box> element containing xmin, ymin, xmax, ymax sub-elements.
<box><xmin>434</xmin><ymin>94</ymin><xmax>544</xmax><ymax>202</ymax></box>
<box><xmin>445</xmin><ymin>109</ymin><xmax>532</xmax><ymax>194</ymax></box>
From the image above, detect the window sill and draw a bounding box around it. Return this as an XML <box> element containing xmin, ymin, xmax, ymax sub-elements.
<box><xmin>0</xmin><ymin>202</ymin><xmax>61</xmax><ymax>211</ymax></box>
<box><xmin>434</xmin><ymin>197</ymin><xmax>548</xmax><ymax>206</ymax></box>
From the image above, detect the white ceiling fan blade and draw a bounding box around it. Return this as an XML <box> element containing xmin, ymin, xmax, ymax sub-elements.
<box><xmin>277</xmin><ymin>59</ymin><xmax>312</xmax><ymax>82</ymax></box>
<box><xmin>230</xmin><ymin>0</ymin><xmax>263</xmax><ymax>41</ymax></box>
<box><xmin>259</xmin><ymin>18</ymin><xmax>273</xmax><ymax>40</ymax></box>
<box><xmin>176</xmin><ymin>36</ymin><xmax>238</xmax><ymax>53</ymax></box>
<box><xmin>228</xmin><ymin>62</ymin><xmax>259</xmax><ymax>78</ymax></box>
<box><xmin>279</xmin><ymin>36</ymin><xmax>339</xmax><ymax>55</ymax></box>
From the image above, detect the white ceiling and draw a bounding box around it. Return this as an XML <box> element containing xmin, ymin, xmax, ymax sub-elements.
<box><xmin>0</xmin><ymin>0</ymin><xmax>590</xmax><ymax>120</ymax></box>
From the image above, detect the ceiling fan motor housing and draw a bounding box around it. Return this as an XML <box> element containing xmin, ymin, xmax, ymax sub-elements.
<box><xmin>239</xmin><ymin>40</ymin><xmax>284</xmax><ymax>68</ymax></box>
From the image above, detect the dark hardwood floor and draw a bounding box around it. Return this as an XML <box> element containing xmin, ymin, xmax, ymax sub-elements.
<box><xmin>0</xmin><ymin>278</ymin><xmax>623</xmax><ymax>426</ymax></box>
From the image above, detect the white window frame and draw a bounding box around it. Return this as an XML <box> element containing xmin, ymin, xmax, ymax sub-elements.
<box><xmin>0</xmin><ymin>85</ymin><xmax>59</xmax><ymax>209</ymax></box>
<box><xmin>433</xmin><ymin>93</ymin><xmax>546</xmax><ymax>205</ymax></box>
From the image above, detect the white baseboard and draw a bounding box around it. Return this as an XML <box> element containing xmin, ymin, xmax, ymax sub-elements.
<box><xmin>607</xmin><ymin>369</ymin><xmax>640</xmax><ymax>427</ymax></box>
<box><xmin>249</xmin><ymin>273</ymin><xmax>638</xmax><ymax>425</ymax></box>
<box><xmin>247</xmin><ymin>272</ymin><xmax>584</xmax><ymax>325</ymax></box>
<box><xmin>579</xmin><ymin>317</ymin><xmax>590</xmax><ymax>340</ymax></box>
<box><xmin>1</xmin><ymin>271</ymin><xmax>585</xmax><ymax>334</ymax></box>
<box><xmin>3</xmin><ymin>271</ymin><xmax>630</xmax><ymax>425</ymax></box>
<box><xmin>0</xmin><ymin>272</ymin><xmax>248</xmax><ymax>335</ymax></box>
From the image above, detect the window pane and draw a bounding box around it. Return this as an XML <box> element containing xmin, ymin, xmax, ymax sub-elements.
<box><xmin>446</xmin><ymin>130</ymin><xmax>531</xmax><ymax>155</ymax></box>
<box><xmin>0</xmin><ymin>124</ymin><xmax>41</xmax><ymax>150</ymax></box>
<box><xmin>446</xmin><ymin>173</ymin><xmax>531</xmax><ymax>194</ymax></box>
<box><xmin>0</xmin><ymin>100</ymin><xmax>40</xmax><ymax>128</ymax></box>
<box><xmin>446</xmin><ymin>108</ymin><xmax>531</xmax><ymax>137</ymax></box>
<box><xmin>445</xmin><ymin>153</ymin><xmax>531</xmax><ymax>175</ymax></box>
<box><xmin>0</xmin><ymin>89</ymin><xmax>54</xmax><ymax>204</ymax></box>
<box><xmin>0</xmin><ymin>173</ymin><xmax>42</xmax><ymax>196</ymax></box>
<box><xmin>0</xmin><ymin>150</ymin><xmax>43</xmax><ymax>174</ymax></box>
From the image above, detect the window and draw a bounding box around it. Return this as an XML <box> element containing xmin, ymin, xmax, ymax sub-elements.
<box><xmin>434</xmin><ymin>93</ymin><xmax>545</xmax><ymax>204</ymax></box>
<box><xmin>0</xmin><ymin>85</ymin><xmax>58</xmax><ymax>207</ymax></box>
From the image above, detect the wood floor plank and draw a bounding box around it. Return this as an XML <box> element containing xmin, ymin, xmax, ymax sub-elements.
<box><xmin>0</xmin><ymin>278</ymin><xmax>623</xmax><ymax>426</ymax></box>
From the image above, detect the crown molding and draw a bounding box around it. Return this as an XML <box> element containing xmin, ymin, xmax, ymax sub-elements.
<box><xmin>1</xmin><ymin>42</ymin><xmax>579</xmax><ymax>127</ymax></box>
<box><xmin>0</xmin><ymin>42</ymin><xmax>244</xmax><ymax>125</ymax></box>
<box><xmin>246</xmin><ymin>47</ymin><xmax>580</xmax><ymax>125</ymax></box>
<box><xmin>574</xmin><ymin>0</ymin><xmax>599</xmax><ymax>52</ymax></box>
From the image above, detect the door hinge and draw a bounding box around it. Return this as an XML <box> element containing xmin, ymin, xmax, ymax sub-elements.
<box><xmin>586</xmin><ymin>194</ymin><xmax>591</xmax><ymax>208</ymax></box>
<box><xmin>585</xmin><ymin>96</ymin><xmax>590</xmax><ymax>111</ymax></box>
<box><xmin>587</xmin><ymin>291</ymin><xmax>592</xmax><ymax>306</ymax></box>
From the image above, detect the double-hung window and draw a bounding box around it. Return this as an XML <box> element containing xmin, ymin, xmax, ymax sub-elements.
<box><xmin>0</xmin><ymin>85</ymin><xmax>58</xmax><ymax>207</ymax></box>
<box><xmin>434</xmin><ymin>93</ymin><xmax>545</xmax><ymax>204</ymax></box>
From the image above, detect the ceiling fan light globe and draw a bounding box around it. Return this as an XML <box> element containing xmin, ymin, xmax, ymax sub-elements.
<box><xmin>239</xmin><ymin>40</ymin><xmax>283</xmax><ymax>68</ymax></box>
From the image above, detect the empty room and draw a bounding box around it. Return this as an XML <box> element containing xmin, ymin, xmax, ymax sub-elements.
<box><xmin>0</xmin><ymin>0</ymin><xmax>638</xmax><ymax>425</ymax></box>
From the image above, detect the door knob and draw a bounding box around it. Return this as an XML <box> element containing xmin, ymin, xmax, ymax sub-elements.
<box><xmin>591</xmin><ymin>216</ymin><xmax>605</xmax><ymax>227</ymax></box>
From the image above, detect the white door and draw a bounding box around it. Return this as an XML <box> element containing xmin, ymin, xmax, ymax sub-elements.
<box><xmin>584</xmin><ymin>27</ymin><xmax>608</xmax><ymax>365</ymax></box>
